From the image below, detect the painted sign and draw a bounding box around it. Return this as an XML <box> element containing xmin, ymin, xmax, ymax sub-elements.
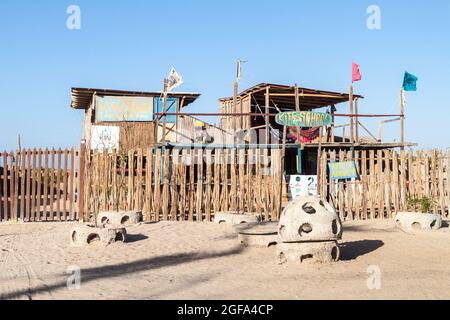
<box><xmin>90</xmin><ymin>125</ymin><xmax>120</xmax><ymax>151</ymax></box>
<box><xmin>275</xmin><ymin>111</ymin><xmax>332</xmax><ymax>128</ymax></box>
<box><xmin>328</xmin><ymin>161</ymin><xmax>358</xmax><ymax>180</ymax></box>
<box><xmin>154</xmin><ymin>97</ymin><xmax>178</xmax><ymax>124</ymax></box>
<box><xmin>96</xmin><ymin>96</ymin><xmax>154</xmax><ymax>122</ymax></box>
<box><xmin>288</xmin><ymin>175</ymin><xmax>318</xmax><ymax>200</ymax></box>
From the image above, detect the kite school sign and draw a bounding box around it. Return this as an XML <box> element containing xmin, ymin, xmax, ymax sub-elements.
<box><xmin>275</xmin><ymin>111</ymin><xmax>332</xmax><ymax>128</ymax></box>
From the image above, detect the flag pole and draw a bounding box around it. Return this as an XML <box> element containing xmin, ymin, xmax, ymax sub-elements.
<box><xmin>400</xmin><ymin>87</ymin><xmax>405</xmax><ymax>150</ymax></box>
<box><xmin>162</xmin><ymin>78</ymin><xmax>168</xmax><ymax>143</ymax></box>
<box><xmin>349</xmin><ymin>84</ymin><xmax>354</xmax><ymax>143</ymax></box>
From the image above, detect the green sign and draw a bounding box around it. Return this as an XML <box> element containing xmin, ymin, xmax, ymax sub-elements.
<box><xmin>328</xmin><ymin>161</ymin><xmax>358</xmax><ymax>180</ymax></box>
<box><xmin>275</xmin><ymin>111</ymin><xmax>332</xmax><ymax>128</ymax></box>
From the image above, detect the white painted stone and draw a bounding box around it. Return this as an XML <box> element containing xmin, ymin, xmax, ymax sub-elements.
<box><xmin>70</xmin><ymin>225</ymin><xmax>127</xmax><ymax>247</ymax></box>
<box><xmin>276</xmin><ymin>241</ymin><xmax>340</xmax><ymax>265</ymax></box>
<box><xmin>395</xmin><ymin>212</ymin><xmax>442</xmax><ymax>231</ymax></box>
<box><xmin>214</xmin><ymin>212</ymin><xmax>261</xmax><ymax>225</ymax></box>
<box><xmin>278</xmin><ymin>196</ymin><xmax>343</xmax><ymax>242</ymax></box>
<box><xmin>96</xmin><ymin>211</ymin><xmax>142</xmax><ymax>227</ymax></box>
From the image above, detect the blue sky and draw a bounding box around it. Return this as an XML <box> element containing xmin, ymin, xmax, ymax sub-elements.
<box><xmin>0</xmin><ymin>0</ymin><xmax>449</xmax><ymax>150</ymax></box>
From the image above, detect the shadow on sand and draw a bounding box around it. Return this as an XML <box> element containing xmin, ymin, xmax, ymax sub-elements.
<box><xmin>339</xmin><ymin>240</ymin><xmax>384</xmax><ymax>261</ymax></box>
<box><xmin>0</xmin><ymin>246</ymin><xmax>244</xmax><ymax>300</ymax></box>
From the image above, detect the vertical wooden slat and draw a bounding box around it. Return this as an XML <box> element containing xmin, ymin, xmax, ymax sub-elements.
<box><xmin>2</xmin><ymin>152</ymin><xmax>9</xmax><ymax>222</ymax></box>
<box><xmin>178</xmin><ymin>148</ymin><xmax>187</xmax><ymax>221</ymax></box>
<box><xmin>196</xmin><ymin>148</ymin><xmax>204</xmax><ymax>222</ymax></box>
<box><xmin>220</xmin><ymin>148</ymin><xmax>229</xmax><ymax>212</ymax></box>
<box><xmin>238</xmin><ymin>148</ymin><xmax>246</xmax><ymax>213</ymax></box>
<box><xmin>361</xmin><ymin>150</ymin><xmax>368</xmax><ymax>219</ymax></box>
<box><xmin>384</xmin><ymin>150</ymin><xmax>392</xmax><ymax>218</ymax></box>
<box><xmin>338</xmin><ymin>150</ymin><xmax>345</xmax><ymax>220</ymax></box>
<box><xmin>246</xmin><ymin>148</ymin><xmax>254</xmax><ymax>214</ymax></box>
<box><xmin>255</xmin><ymin>148</ymin><xmax>262</xmax><ymax>214</ymax></box>
<box><xmin>153</xmin><ymin>148</ymin><xmax>162</xmax><ymax>222</ymax></box>
<box><xmin>78</xmin><ymin>143</ymin><xmax>86</xmax><ymax>222</ymax></box>
<box><xmin>20</xmin><ymin>150</ymin><xmax>26</xmax><ymax>222</ymax></box>
<box><xmin>205</xmin><ymin>149</ymin><xmax>212</xmax><ymax>222</ymax></box>
<box><xmin>25</xmin><ymin>150</ymin><xmax>31</xmax><ymax>222</ymax></box>
<box><xmin>392</xmin><ymin>151</ymin><xmax>400</xmax><ymax>214</ymax></box>
<box><xmin>162</xmin><ymin>147</ymin><xmax>170</xmax><ymax>221</ymax></box>
<box><xmin>11</xmin><ymin>152</ymin><xmax>18</xmax><ymax>222</ymax></box>
<box><xmin>36</xmin><ymin>149</ymin><xmax>43</xmax><ymax>221</ymax></box>
<box><xmin>188</xmin><ymin>148</ymin><xmax>195</xmax><ymax>221</ymax></box>
<box><xmin>170</xmin><ymin>148</ymin><xmax>180</xmax><ymax>221</ymax></box>
<box><xmin>62</xmin><ymin>149</ymin><xmax>69</xmax><ymax>220</ymax></box>
<box><xmin>377</xmin><ymin>150</ymin><xmax>384</xmax><ymax>219</ymax></box>
<box><xmin>30</xmin><ymin>149</ymin><xmax>37</xmax><ymax>221</ymax></box>
<box><xmin>69</xmin><ymin>148</ymin><xmax>75</xmax><ymax>221</ymax></box>
<box><xmin>145</xmin><ymin>147</ymin><xmax>154</xmax><ymax>222</ymax></box>
<box><xmin>55</xmin><ymin>149</ymin><xmax>62</xmax><ymax>221</ymax></box>
<box><xmin>229</xmin><ymin>148</ymin><xmax>237</xmax><ymax>213</ymax></box>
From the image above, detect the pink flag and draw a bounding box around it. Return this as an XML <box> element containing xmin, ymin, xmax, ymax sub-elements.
<box><xmin>352</xmin><ymin>61</ymin><xmax>362</xmax><ymax>83</ymax></box>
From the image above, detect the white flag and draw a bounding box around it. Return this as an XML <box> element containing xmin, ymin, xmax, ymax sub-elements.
<box><xmin>166</xmin><ymin>67</ymin><xmax>183</xmax><ymax>92</ymax></box>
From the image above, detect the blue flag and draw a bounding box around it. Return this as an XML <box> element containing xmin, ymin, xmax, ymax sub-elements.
<box><xmin>403</xmin><ymin>72</ymin><xmax>418</xmax><ymax>91</ymax></box>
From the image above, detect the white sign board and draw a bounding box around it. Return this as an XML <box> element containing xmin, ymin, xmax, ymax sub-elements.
<box><xmin>288</xmin><ymin>175</ymin><xmax>318</xmax><ymax>200</ymax></box>
<box><xmin>90</xmin><ymin>125</ymin><xmax>120</xmax><ymax>151</ymax></box>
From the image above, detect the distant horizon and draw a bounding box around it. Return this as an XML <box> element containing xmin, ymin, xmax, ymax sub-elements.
<box><xmin>1</xmin><ymin>0</ymin><xmax>449</xmax><ymax>150</ymax></box>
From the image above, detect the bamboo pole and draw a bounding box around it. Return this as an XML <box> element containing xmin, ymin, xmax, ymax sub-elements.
<box><xmin>161</xmin><ymin>79</ymin><xmax>169</xmax><ymax>143</ymax></box>
<box><xmin>400</xmin><ymin>88</ymin><xmax>405</xmax><ymax>150</ymax></box>
<box><xmin>349</xmin><ymin>84</ymin><xmax>354</xmax><ymax>143</ymax></box>
<box><xmin>265</xmin><ymin>86</ymin><xmax>270</xmax><ymax>144</ymax></box>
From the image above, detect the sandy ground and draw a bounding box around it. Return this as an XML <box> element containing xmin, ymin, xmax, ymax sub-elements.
<box><xmin>0</xmin><ymin>219</ymin><xmax>450</xmax><ymax>300</ymax></box>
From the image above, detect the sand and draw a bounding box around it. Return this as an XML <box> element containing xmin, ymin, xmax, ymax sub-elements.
<box><xmin>1</xmin><ymin>219</ymin><xmax>450</xmax><ymax>300</ymax></box>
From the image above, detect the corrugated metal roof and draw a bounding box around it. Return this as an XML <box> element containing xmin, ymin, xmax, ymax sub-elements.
<box><xmin>219</xmin><ymin>83</ymin><xmax>363</xmax><ymax>109</ymax></box>
<box><xmin>71</xmin><ymin>87</ymin><xmax>201</xmax><ymax>110</ymax></box>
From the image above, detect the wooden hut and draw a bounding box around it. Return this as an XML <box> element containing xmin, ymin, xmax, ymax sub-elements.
<box><xmin>70</xmin><ymin>87</ymin><xmax>200</xmax><ymax>151</ymax></box>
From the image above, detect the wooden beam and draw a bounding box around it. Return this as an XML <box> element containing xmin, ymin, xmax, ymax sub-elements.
<box><xmin>354</xmin><ymin>98</ymin><xmax>359</xmax><ymax>142</ymax></box>
<box><xmin>265</xmin><ymin>86</ymin><xmax>270</xmax><ymax>144</ymax></box>
<box><xmin>349</xmin><ymin>84</ymin><xmax>354</xmax><ymax>143</ymax></box>
<box><xmin>400</xmin><ymin>88</ymin><xmax>405</xmax><ymax>150</ymax></box>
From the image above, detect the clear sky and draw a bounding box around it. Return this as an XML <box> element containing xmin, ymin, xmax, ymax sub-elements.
<box><xmin>1</xmin><ymin>0</ymin><xmax>449</xmax><ymax>150</ymax></box>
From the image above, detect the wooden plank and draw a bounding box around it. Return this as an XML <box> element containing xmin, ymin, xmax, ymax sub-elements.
<box><xmin>127</xmin><ymin>149</ymin><xmax>134</xmax><ymax>211</ymax></box>
<box><xmin>78</xmin><ymin>143</ymin><xmax>86</xmax><ymax>222</ymax></box>
<box><xmin>361</xmin><ymin>150</ymin><xmax>368</xmax><ymax>219</ymax></box>
<box><xmin>221</xmin><ymin>148</ymin><xmax>229</xmax><ymax>212</ymax></box>
<box><xmin>25</xmin><ymin>150</ymin><xmax>32</xmax><ymax>222</ymax></box>
<box><xmin>338</xmin><ymin>150</ymin><xmax>345</xmax><ymax>220</ymax></box>
<box><xmin>136</xmin><ymin>149</ymin><xmax>144</xmax><ymax>212</ymax></box>
<box><xmin>69</xmin><ymin>148</ymin><xmax>75</xmax><ymax>221</ymax></box>
<box><xmin>369</xmin><ymin>150</ymin><xmax>376</xmax><ymax>219</ymax></box>
<box><xmin>212</xmin><ymin>149</ymin><xmax>221</xmax><ymax>217</ymax></box>
<box><xmin>229</xmin><ymin>148</ymin><xmax>237</xmax><ymax>213</ymax></box>
<box><xmin>179</xmin><ymin>148</ymin><xmax>187</xmax><ymax>221</ymax></box>
<box><xmin>30</xmin><ymin>149</ymin><xmax>37</xmax><ymax>222</ymax></box>
<box><xmin>170</xmin><ymin>148</ymin><xmax>180</xmax><ymax>221</ymax></box>
<box><xmin>55</xmin><ymin>149</ymin><xmax>62</xmax><ymax>221</ymax></box>
<box><xmin>238</xmin><ymin>148</ymin><xmax>246</xmax><ymax>213</ymax></box>
<box><xmin>35</xmin><ymin>149</ymin><xmax>43</xmax><ymax>221</ymax></box>
<box><xmin>153</xmin><ymin>148</ymin><xmax>162</xmax><ymax>222</ymax></box>
<box><xmin>48</xmin><ymin>149</ymin><xmax>56</xmax><ymax>221</ymax></box>
<box><xmin>247</xmin><ymin>148</ymin><xmax>254</xmax><ymax>214</ymax></box>
<box><xmin>11</xmin><ymin>152</ymin><xmax>18</xmax><ymax>222</ymax></box>
<box><xmin>354</xmin><ymin>150</ymin><xmax>361</xmax><ymax>220</ymax></box>
<box><xmin>188</xmin><ymin>148</ymin><xmax>195</xmax><ymax>221</ymax></box>
<box><xmin>20</xmin><ymin>150</ymin><xmax>26</xmax><ymax>222</ymax></box>
<box><xmin>377</xmin><ymin>150</ymin><xmax>384</xmax><ymax>219</ymax></box>
<box><xmin>392</xmin><ymin>151</ymin><xmax>400</xmax><ymax>214</ymax></box>
<box><xmin>205</xmin><ymin>149</ymin><xmax>213</xmax><ymax>222</ymax></box>
<box><xmin>263</xmin><ymin>148</ymin><xmax>269</xmax><ymax>220</ymax></box>
<box><xmin>162</xmin><ymin>147</ymin><xmax>170</xmax><ymax>221</ymax></box>
<box><xmin>384</xmin><ymin>150</ymin><xmax>392</xmax><ymax>218</ymax></box>
<box><xmin>2</xmin><ymin>152</ymin><xmax>9</xmax><ymax>222</ymax></box>
<box><xmin>61</xmin><ymin>149</ymin><xmax>69</xmax><ymax>220</ymax></box>
<box><xmin>255</xmin><ymin>148</ymin><xmax>262</xmax><ymax>213</ymax></box>
<box><xmin>145</xmin><ymin>147</ymin><xmax>154</xmax><ymax>222</ymax></box>
<box><xmin>196</xmin><ymin>148</ymin><xmax>204</xmax><ymax>222</ymax></box>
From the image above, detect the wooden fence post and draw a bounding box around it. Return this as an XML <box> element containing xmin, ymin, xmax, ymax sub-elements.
<box><xmin>78</xmin><ymin>142</ymin><xmax>86</xmax><ymax>222</ymax></box>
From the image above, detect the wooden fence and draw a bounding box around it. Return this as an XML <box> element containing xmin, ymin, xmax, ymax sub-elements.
<box><xmin>0</xmin><ymin>148</ymin><xmax>81</xmax><ymax>222</ymax></box>
<box><xmin>84</xmin><ymin>146</ymin><xmax>283</xmax><ymax>222</ymax></box>
<box><xmin>318</xmin><ymin>149</ymin><xmax>450</xmax><ymax>221</ymax></box>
